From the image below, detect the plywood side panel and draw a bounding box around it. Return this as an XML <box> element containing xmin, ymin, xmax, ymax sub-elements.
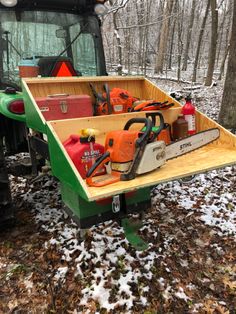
<box><xmin>23</xmin><ymin>76</ymin><xmax>146</xmax><ymax>99</ymax></box>
<box><xmin>142</xmin><ymin>79</ymin><xmax>181</xmax><ymax>108</ymax></box>
<box><xmin>195</xmin><ymin>111</ymin><xmax>236</xmax><ymax>148</ymax></box>
<box><xmin>29</xmin><ymin>82</ymin><xmax>93</xmax><ymax>98</ymax></box>
<box><xmin>25</xmin><ymin>77</ymin><xmax>182</xmax><ymax>110</ymax></box>
<box><xmin>49</xmin><ymin>108</ymin><xmax>182</xmax><ymax>143</ymax></box>
<box><xmin>23</xmin><ymin>76</ymin><xmax>145</xmax><ymax>85</ymax></box>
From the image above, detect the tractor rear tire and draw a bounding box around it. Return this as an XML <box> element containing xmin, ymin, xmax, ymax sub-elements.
<box><xmin>0</xmin><ymin>136</ymin><xmax>15</xmax><ymax>229</ymax></box>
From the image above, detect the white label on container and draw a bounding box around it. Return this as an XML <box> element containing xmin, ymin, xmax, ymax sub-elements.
<box><xmin>114</xmin><ymin>105</ymin><xmax>123</xmax><ymax>112</ymax></box>
<box><xmin>40</xmin><ymin>107</ymin><xmax>49</xmax><ymax>112</ymax></box>
<box><xmin>184</xmin><ymin>114</ymin><xmax>196</xmax><ymax>131</ymax></box>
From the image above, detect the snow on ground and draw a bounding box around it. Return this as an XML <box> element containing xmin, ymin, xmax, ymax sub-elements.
<box><xmin>12</xmin><ymin>171</ymin><xmax>236</xmax><ymax>313</ymax></box>
<box><xmin>152</xmin><ymin>167</ymin><xmax>236</xmax><ymax>238</ymax></box>
<box><xmin>1</xmin><ymin>77</ymin><xmax>236</xmax><ymax>313</ymax></box>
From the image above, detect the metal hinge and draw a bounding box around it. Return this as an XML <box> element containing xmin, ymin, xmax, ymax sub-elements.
<box><xmin>112</xmin><ymin>195</ymin><xmax>120</xmax><ymax>213</ymax></box>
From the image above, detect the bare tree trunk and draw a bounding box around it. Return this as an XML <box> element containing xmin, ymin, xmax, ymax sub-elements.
<box><xmin>218</xmin><ymin>0</ymin><xmax>236</xmax><ymax>128</ymax></box>
<box><xmin>216</xmin><ymin>2</ymin><xmax>227</xmax><ymax>67</ymax></box>
<box><xmin>177</xmin><ymin>1</ymin><xmax>184</xmax><ymax>81</ymax></box>
<box><xmin>142</xmin><ymin>0</ymin><xmax>152</xmax><ymax>76</ymax></box>
<box><xmin>218</xmin><ymin>0</ymin><xmax>233</xmax><ymax>80</ymax></box>
<box><xmin>155</xmin><ymin>0</ymin><xmax>174</xmax><ymax>73</ymax></box>
<box><xmin>112</xmin><ymin>10</ymin><xmax>123</xmax><ymax>75</ymax></box>
<box><xmin>205</xmin><ymin>0</ymin><xmax>218</xmax><ymax>86</ymax></box>
<box><xmin>182</xmin><ymin>0</ymin><xmax>196</xmax><ymax>71</ymax></box>
<box><xmin>192</xmin><ymin>0</ymin><xmax>210</xmax><ymax>82</ymax></box>
<box><xmin>218</xmin><ymin>44</ymin><xmax>229</xmax><ymax>80</ymax></box>
<box><xmin>168</xmin><ymin>16</ymin><xmax>176</xmax><ymax>69</ymax></box>
<box><xmin>135</xmin><ymin>1</ymin><xmax>145</xmax><ymax>71</ymax></box>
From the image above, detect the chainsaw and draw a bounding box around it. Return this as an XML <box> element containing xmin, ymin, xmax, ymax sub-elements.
<box><xmin>90</xmin><ymin>83</ymin><xmax>138</xmax><ymax>115</ymax></box>
<box><xmin>86</xmin><ymin>115</ymin><xmax>220</xmax><ymax>187</ymax></box>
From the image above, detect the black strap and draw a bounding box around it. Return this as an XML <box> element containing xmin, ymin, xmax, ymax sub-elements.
<box><xmin>103</xmin><ymin>84</ymin><xmax>112</xmax><ymax>115</ymax></box>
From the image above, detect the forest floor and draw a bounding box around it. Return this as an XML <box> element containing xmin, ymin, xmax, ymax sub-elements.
<box><xmin>0</xmin><ymin>76</ymin><xmax>236</xmax><ymax>314</ymax></box>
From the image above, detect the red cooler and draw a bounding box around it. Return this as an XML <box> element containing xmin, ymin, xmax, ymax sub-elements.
<box><xmin>35</xmin><ymin>94</ymin><xmax>93</xmax><ymax>120</ymax></box>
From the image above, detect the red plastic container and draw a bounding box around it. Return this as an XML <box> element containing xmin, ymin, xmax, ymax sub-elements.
<box><xmin>181</xmin><ymin>96</ymin><xmax>196</xmax><ymax>135</ymax></box>
<box><xmin>18</xmin><ymin>58</ymin><xmax>39</xmax><ymax>78</ymax></box>
<box><xmin>19</xmin><ymin>65</ymin><xmax>39</xmax><ymax>78</ymax></box>
<box><xmin>35</xmin><ymin>94</ymin><xmax>93</xmax><ymax>121</ymax></box>
<box><xmin>63</xmin><ymin>135</ymin><xmax>105</xmax><ymax>179</ymax></box>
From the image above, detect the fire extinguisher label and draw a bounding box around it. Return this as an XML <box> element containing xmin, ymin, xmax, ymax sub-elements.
<box><xmin>184</xmin><ymin>114</ymin><xmax>196</xmax><ymax>132</ymax></box>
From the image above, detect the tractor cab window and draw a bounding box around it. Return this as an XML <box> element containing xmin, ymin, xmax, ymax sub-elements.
<box><xmin>69</xmin><ymin>24</ymin><xmax>97</xmax><ymax>76</ymax></box>
<box><xmin>0</xmin><ymin>10</ymin><xmax>102</xmax><ymax>87</ymax></box>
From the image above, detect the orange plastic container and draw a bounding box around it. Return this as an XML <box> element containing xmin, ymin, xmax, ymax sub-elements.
<box><xmin>18</xmin><ymin>58</ymin><xmax>39</xmax><ymax>78</ymax></box>
<box><xmin>19</xmin><ymin>65</ymin><xmax>39</xmax><ymax>78</ymax></box>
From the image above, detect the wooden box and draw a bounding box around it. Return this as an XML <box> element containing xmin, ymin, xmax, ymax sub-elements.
<box><xmin>22</xmin><ymin>76</ymin><xmax>236</xmax><ymax>202</ymax></box>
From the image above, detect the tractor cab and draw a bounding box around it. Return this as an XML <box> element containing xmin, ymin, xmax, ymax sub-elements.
<box><xmin>0</xmin><ymin>0</ymin><xmax>107</xmax><ymax>90</ymax></box>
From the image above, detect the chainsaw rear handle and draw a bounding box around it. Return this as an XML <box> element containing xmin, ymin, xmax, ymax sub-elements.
<box><xmin>120</xmin><ymin>118</ymin><xmax>153</xmax><ymax>181</ymax></box>
<box><xmin>145</xmin><ymin>112</ymin><xmax>165</xmax><ymax>140</ymax></box>
<box><xmin>123</xmin><ymin>117</ymin><xmax>153</xmax><ymax>147</ymax></box>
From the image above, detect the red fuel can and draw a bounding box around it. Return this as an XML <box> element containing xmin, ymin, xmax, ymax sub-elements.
<box><xmin>63</xmin><ymin>134</ymin><xmax>105</xmax><ymax>179</ymax></box>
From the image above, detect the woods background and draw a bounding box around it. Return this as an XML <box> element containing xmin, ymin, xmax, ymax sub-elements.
<box><xmin>102</xmin><ymin>0</ymin><xmax>231</xmax><ymax>83</ymax></box>
<box><xmin>100</xmin><ymin>0</ymin><xmax>236</xmax><ymax>128</ymax></box>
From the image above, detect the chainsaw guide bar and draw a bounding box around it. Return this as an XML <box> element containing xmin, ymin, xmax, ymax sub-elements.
<box><xmin>165</xmin><ymin>128</ymin><xmax>220</xmax><ymax>161</ymax></box>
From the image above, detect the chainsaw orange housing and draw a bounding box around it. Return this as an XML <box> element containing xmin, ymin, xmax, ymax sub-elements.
<box><xmin>104</xmin><ymin>130</ymin><xmax>141</xmax><ymax>162</ymax></box>
<box><xmin>85</xmin><ymin>129</ymin><xmax>142</xmax><ymax>187</ymax></box>
<box><xmin>97</xmin><ymin>88</ymin><xmax>138</xmax><ymax>115</ymax></box>
<box><xmin>157</xmin><ymin>127</ymin><xmax>172</xmax><ymax>145</ymax></box>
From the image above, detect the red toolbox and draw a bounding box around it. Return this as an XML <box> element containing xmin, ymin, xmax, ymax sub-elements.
<box><xmin>35</xmin><ymin>94</ymin><xmax>93</xmax><ymax>120</ymax></box>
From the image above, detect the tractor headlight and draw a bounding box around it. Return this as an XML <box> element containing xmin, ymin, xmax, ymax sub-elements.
<box><xmin>0</xmin><ymin>0</ymin><xmax>17</xmax><ymax>7</ymax></box>
<box><xmin>94</xmin><ymin>3</ymin><xmax>108</xmax><ymax>16</ymax></box>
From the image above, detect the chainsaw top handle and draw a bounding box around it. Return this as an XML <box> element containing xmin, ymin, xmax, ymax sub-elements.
<box><xmin>123</xmin><ymin>117</ymin><xmax>153</xmax><ymax>147</ymax></box>
<box><xmin>145</xmin><ymin>112</ymin><xmax>165</xmax><ymax>141</ymax></box>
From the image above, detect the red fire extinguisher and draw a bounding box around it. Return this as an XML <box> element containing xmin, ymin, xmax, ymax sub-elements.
<box><xmin>181</xmin><ymin>94</ymin><xmax>196</xmax><ymax>135</ymax></box>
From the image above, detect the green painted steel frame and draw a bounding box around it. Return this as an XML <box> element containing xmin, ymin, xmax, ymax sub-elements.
<box><xmin>61</xmin><ymin>180</ymin><xmax>151</xmax><ymax>228</ymax></box>
<box><xmin>22</xmin><ymin>84</ymin><xmax>47</xmax><ymax>134</ymax></box>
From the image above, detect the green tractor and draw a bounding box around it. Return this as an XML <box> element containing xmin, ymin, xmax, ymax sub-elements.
<box><xmin>0</xmin><ymin>0</ymin><xmax>108</xmax><ymax>227</ymax></box>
